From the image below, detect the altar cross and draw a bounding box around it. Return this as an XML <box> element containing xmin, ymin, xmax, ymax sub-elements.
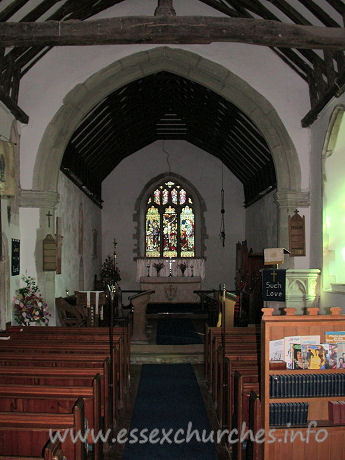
<box><xmin>168</xmin><ymin>257</ymin><xmax>175</xmax><ymax>277</ymax></box>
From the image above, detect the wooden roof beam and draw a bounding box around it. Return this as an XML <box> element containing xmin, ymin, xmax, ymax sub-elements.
<box><xmin>0</xmin><ymin>16</ymin><xmax>344</xmax><ymax>49</ymax></box>
<box><xmin>0</xmin><ymin>86</ymin><xmax>28</xmax><ymax>123</ymax></box>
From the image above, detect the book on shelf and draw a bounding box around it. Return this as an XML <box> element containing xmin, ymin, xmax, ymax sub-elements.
<box><xmin>269</xmin><ymin>339</ymin><xmax>284</xmax><ymax>361</ymax></box>
<box><xmin>340</xmin><ymin>401</ymin><xmax>345</xmax><ymax>424</ymax></box>
<box><xmin>270</xmin><ymin>373</ymin><xmax>345</xmax><ymax>398</ymax></box>
<box><xmin>304</xmin><ymin>344</ymin><xmax>329</xmax><ymax>370</ymax></box>
<box><xmin>328</xmin><ymin>401</ymin><xmax>345</xmax><ymax>425</ymax></box>
<box><xmin>337</xmin><ymin>343</ymin><xmax>345</xmax><ymax>369</ymax></box>
<box><xmin>292</xmin><ymin>343</ymin><xmax>305</xmax><ymax>369</ymax></box>
<box><xmin>325</xmin><ymin>331</ymin><xmax>345</xmax><ymax>344</ymax></box>
<box><xmin>328</xmin><ymin>344</ymin><xmax>338</xmax><ymax>369</ymax></box>
<box><xmin>283</xmin><ymin>335</ymin><xmax>321</xmax><ymax>369</ymax></box>
<box><xmin>269</xmin><ymin>402</ymin><xmax>308</xmax><ymax>426</ymax></box>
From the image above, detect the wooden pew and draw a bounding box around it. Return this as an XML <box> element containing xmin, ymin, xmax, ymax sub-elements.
<box><xmin>5</xmin><ymin>325</ymin><xmax>131</xmax><ymax>400</ymax></box>
<box><xmin>246</xmin><ymin>391</ymin><xmax>263</xmax><ymax>460</ymax></box>
<box><xmin>0</xmin><ymin>339</ymin><xmax>122</xmax><ymax>420</ymax></box>
<box><xmin>0</xmin><ymin>356</ymin><xmax>111</xmax><ymax>430</ymax></box>
<box><xmin>0</xmin><ymin>439</ymin><xmax>64</xmax><ymax>460</ymax></box>
<box><xmin>222</xmin><ymin>361</ymin><xmax>259</xmax><ymax>434</ymax></box>
<box><xmin>43</xmin><ymin>439</ymin><xmax>64</xmax><ymax>460</ymax></box>
<box><xmin>212</xmin><ymin>335</ymin><xmax>259</xmax><ymax>407</ymax></box>
<box><xmin>0</xmin><ymin>398</ymin><xmax>86</xmax><ymax>459</ymax></box>
<box><xmin>206</xmin><ymin>326</ymin><xmax>258</xmax><ymax>394</ymax></box>
<box><xmin>0</xmin><ymin>379</ymin><xmax>102</xmax><ymax>460</ymax></box>
<box><xmin>233</xmin><ymin>371</ymin><xmax>260</xmax><ymax>460</ymax></box>
<box><xmin>216</xmin><ymin>347</ymin><xmax>259</xmax><ymax>428</ymax></box>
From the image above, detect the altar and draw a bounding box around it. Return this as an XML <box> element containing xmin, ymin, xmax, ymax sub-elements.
<box><xmin>140</xmin><ymin>276</ymin><xmax>201</xmax><ymax>303</ymax></box>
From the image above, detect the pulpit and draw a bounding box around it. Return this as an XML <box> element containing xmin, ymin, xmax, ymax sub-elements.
<box><xmin>140</xmin><ymin>277</ymin><xmax>201</xmax><ymax>303</ymax></box>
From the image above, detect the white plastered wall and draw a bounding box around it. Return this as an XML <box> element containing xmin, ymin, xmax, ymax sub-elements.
<box><xmin>55</xmin><ymin>172</ymin><xmax>102</xmax><ymax>298</ymax></box>
<box><xmin>102</xmin><ymin>140</ymin><xmax>245</xmax><ymax>291</ymax></box>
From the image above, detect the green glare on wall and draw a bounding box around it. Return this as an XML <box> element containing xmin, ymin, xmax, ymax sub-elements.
<box><xmin>323</xmin><ymin>110</ymin><xmax>345</xmax><ymax>291</ymax></box>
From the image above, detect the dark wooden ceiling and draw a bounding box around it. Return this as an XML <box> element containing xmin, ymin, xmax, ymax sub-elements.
<box><xmin>0</xmin><ymin>0</ymin><xmax>344</xmax><ymax>207</ymax></box>
<box><xmin>61</xmin><ymin>71</ymin><xmax>276</xmax><ymax>207</ymax></box>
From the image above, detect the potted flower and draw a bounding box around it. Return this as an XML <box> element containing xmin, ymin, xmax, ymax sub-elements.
<box><xmin>153</xmin><ymin>262</ymin><xmax>164</xmax><ymax>277</ymax></box>
<box><xmin>13</xmin><ymin>275</ymin><xmax>50</xmax><ymax>326</ymax></box>
<box><xmin>178</xmin><ymin>262</ymin><xmax>187</xmax><ymax>277</ymax></box>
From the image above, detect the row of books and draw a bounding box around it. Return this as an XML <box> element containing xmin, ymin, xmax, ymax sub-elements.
<box><xmin>270</xmin><ymin>332</ymin><xmax>345</xmax><ymax>370</ymax></box>
<box><xmin>328</xmin><ymin>401</ymin><xmax>345</xmax><ymax>425</ymax></box>
<box><xmin>270</xmin><ymin>373</ymin><xmax>345</xmax><ymax>398</ymax></box>
<box><xmin>269</xmin><ymin>402</ymin><xmax>309</xmax><ymax>426</ymax></box>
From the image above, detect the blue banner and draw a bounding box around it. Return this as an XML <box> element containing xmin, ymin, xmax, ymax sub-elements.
<box><xmin>262</xmin><ymin>269</ymin><xmax>286</xmax><ymax>301</ymax></box>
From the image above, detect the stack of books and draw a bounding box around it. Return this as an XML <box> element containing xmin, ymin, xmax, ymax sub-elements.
<box><xmin>269</xmin><ymin>402</ymin><xmax>309</xmax><ymax>426</ymax></box>
<box><xmin>328</xmin><ymin>401</ymin><xmax>345</xmax><ymax>424</ymax></box>
<box><xmin>270</xmin><ymin>374</ymin><xmax>345</xmax><ymax>398</ymax></box>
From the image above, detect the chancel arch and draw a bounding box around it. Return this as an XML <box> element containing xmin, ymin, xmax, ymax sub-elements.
<box><xmin>31</xmin><ymin>46</ymin><xmax>304</xmax><ymax>301</ymax></box>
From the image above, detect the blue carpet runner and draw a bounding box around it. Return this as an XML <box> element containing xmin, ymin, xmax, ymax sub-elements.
<box><xmin>121</xmin><ymin>364</ymin><xmax>218</xmax><ymax>459</ymax></box>
<box><xmin>156</xmin><ymin>318</ymin><xmax>202</xmax><ymax>345</ymax></box>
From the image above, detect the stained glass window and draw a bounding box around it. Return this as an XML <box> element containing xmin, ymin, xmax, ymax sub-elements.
<box><xmin>146</xmin><ymin>206</ymin><xmax>160</xmax><ymax>257</ymax></box>
<box><xmin>171</xmin><ymin>188</ymin><xmax>178</xmax><ymax>204</ymax></box>
<box><xmin>163</xmin><ymin>206</ymin><xmax>177</xmax><ymax>258</ymax></box>
<box><xmin>154</xmin><ymin>189</ymin><xmax>160</xmax><ymax>205</ymax></box>
<box><xmin>162</xmin><ymin>189</ymin><xmax>169</xmax><ymax>204</ymax></box>
<box><xmin>145</xmin><ymin>180</ymin><xmax>195</xmax><ymax>257</ymax></box>
<box><xmin>179</xmin><ymin>189</ymin><xmax>186</xmax><ymax>204</ymax></box>
<box><xmin>180</xmin><ymin>206</ymin><xmax>195</xmax><ymax>257</ymax></box>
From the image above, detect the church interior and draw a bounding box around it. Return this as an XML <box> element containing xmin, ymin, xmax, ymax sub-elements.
<box><xmin>0</xmin><ymin>0</ymin><xmax>345</xmax><ymax>458</ymax></box>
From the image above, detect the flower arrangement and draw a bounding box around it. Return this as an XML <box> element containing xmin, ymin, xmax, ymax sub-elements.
<box><xmin>13</xmin><ymin>275</ymin><xmax>50</xmax><ymax>326</ymax></box>
<box><xmin>178</xmin><ymin>262</ymin><xmax>187</xmax><ymax>276</ymax></box>
<box><xmin>153</xmin><ymin>262</ymin><xmax>164</xmax><ymax>275</ymax></box>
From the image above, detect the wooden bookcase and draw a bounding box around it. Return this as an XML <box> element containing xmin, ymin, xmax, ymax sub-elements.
<box><xmin>261</xmin><ymin>307</ymin><xmax>345</xmax><ymax>460</ymax></box>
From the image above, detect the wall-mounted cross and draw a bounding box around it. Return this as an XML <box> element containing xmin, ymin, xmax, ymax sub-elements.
<box><xmin>46</xmin><ymin>210</ymin><xmax>52</xmax><ymax>228</ymax></box>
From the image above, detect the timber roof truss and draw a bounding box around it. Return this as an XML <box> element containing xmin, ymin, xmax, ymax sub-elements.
<box><xmin>0</xmin><ymin>0</ymin><xmax>344</xmax><ymax>206</ymax></box>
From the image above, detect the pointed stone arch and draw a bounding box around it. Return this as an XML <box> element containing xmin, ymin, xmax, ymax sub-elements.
<box><xmin>31</xmin><ymin>46</ymin><xmax>305</xmax><ymax>300</ymax></box>
<box><xmin>33</xmin><ymin>46</ymin><xmax>301</xmax><ymax>196</ymax></box>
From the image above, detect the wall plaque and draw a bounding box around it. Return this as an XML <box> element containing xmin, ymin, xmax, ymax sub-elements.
<box><xmin>11</xmin><ymin>238</ymin><xmax>20</xmax><ymax>276</ymax></box>
<box><xmin>43</xmin><ymin>234</ymin><xmax>56</xmax><ymax>271</ymax></box>
<box><xmin>288</xmin><ymin>209</ymin><xmax>305</xmax><ymax>256</ymax></box>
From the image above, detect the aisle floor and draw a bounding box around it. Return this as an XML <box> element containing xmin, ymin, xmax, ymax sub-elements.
<box><xmin>104</xmin><ymin>364</ymin><xmax>229</xmax><ymax>459</ymax></box>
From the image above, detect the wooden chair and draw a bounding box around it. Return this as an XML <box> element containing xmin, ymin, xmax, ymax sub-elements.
<box><xmin>56</xmin><ymin>297</ymin><xmax>87</xmax><ymax>327</ymax></box>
